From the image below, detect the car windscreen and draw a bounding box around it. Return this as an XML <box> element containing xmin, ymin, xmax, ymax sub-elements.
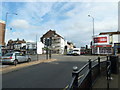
<box><xmin>4</xmin><ymin>53</ymin><xmax>13</xmax><ymax>56</ymax></box>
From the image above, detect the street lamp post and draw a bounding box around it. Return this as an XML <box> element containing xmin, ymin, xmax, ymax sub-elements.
<box><xmin>5</xmin><ymin>12</ymin><xmax>17</xmax><ymax>42</ymax></box>
<box><xmin>88</xmin><ymin>15</ymin><xmax>95</xmax><ymax>54</ymax></box>
<box><xmin>88</xmin><ymin>15</ymin><xmax>94</xmax><ymax>37</ymax></box>
<box><xmin>5</xmin><ymin>12</ymin><xmax>17</xmax><ymax>31</ymax></box>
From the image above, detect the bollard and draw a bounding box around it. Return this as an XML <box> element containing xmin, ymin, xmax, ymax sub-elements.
<box><xmin>72</xmin><ymin>66</ymin><xmax>79</xmax><ymax>89</ymax></box>
<box><xmin>89</xmin><ymin>58</ymin><xmax>92</xmax><ymax>90</ymax></box>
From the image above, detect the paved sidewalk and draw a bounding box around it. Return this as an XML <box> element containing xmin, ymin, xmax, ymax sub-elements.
<box><xmin>0</xmin><ymin>59</ymin><xmax>57</xmax><ymax>74</ymax></box>
<box><xmin>93</xmin><ymin>74</ymin><xmax>119</xmax><ymax>89</ymax></box>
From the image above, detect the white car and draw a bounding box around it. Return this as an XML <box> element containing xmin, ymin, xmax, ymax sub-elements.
<box><xmin>1</xmin><ymin>52</ymin><xmax>31</xmax><ymax>65</ymax></box>
<box><xmin>72</xmin><ymin>48</ymin><xmax>81</xmax><ymax>55</ymax></box>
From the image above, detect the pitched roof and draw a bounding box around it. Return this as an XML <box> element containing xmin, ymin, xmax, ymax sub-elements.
<box><xmin>41</xmin><ymin>30</ymin><xmax>63</xmax><ymax>39</ymax></box>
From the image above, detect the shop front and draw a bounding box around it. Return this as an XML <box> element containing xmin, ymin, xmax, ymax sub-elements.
<box><xmin>92</xmin><ymin>35</ymin><xmax>112</xmax><ymax>55</ymax></box>
<box><xmin>92</xmin><ymin>45</ymin><xmax>112</xmax><ymax>54</ymax></box>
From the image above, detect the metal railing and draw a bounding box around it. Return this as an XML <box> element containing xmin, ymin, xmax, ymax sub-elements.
<box><xmin>67</xmin><ymin>56</ymin><xmax>111</xmax><ymax>90</ymax></box>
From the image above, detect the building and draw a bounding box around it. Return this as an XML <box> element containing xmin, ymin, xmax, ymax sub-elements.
<box><xmin>7</xmin><ymin>38</ymin><xmax>26</xmax><ymax>50</ymax></box>
<box><xmin>92</xmin><ymin>31</ymin><xmax>120</xmax><ymax>55</ymax></box>
<box><xmin>21</xmin><ymin>42</ymin><xmax>37</xmax><ymax>54</ymax></box>
<box><xmin>0</xmin><ymin>20</ymin><xmax>5</xmax><ymax>46</ymax></box>
<box><xmin>41</xmin><ymin>30</ymin><xmax>67</xmax><ymax>54</ymax></box>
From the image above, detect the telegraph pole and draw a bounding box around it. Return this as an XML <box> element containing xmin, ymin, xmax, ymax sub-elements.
<box><xmin>36</xmin><ymin>35</ymin><xmax>38</xmax><ymax>61</ymax></box>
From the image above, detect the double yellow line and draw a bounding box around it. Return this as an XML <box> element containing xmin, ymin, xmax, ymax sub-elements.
<box><xmin>63</xmin><ymin>74</ymin><xmax>85</xmax><ymax>90</ymax></box>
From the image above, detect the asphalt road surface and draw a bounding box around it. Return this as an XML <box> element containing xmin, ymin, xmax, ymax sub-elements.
<box><xmin>2</xmin><ymin>55</ymin><xmax>105</xmax><ymax>88</ymax></box>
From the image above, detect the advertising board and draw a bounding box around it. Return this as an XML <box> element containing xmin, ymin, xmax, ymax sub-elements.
<box><xmin>93</xmin><ymin>35</ymin><xmax>109</xmax><ymax>45</ymax></box>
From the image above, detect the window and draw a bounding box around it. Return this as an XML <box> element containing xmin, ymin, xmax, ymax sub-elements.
<box><xmin>4</xmin><ymin>53</ymin><xmax>13</xmax><ymax>56</ymax></box>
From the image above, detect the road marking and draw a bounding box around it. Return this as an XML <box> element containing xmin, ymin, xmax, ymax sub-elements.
<box><xmin>63</xmin><ymin>85</ymin><xmax>69</xmax><ymax>90</ymax></box>
<box><xmin>62</xmin><ymin>74</ymin><xmax>84</xmax><ymax>90</ymax></box>
<box><xmin>78</xmin><ymin>74</ymin><xmax>84</xmax><ymax>80</ymax></box>
<box><xmin>44</xmin><ymin>62</ymin><xmax>59</xmax><ymax>64</ymax></box>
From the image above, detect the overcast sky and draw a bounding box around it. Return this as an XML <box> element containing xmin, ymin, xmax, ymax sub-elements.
<box><xmin>0</xmin><ymin>0</ymin><xmax>118</xmax><ymax>47</ymax></box>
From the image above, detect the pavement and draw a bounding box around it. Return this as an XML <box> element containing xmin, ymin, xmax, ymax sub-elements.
<box><xmin>93</xmin><ymin>73</ymin><xmax>119</xmax><ymax>89</ymax></box>
<box><xmin>0</xmin><ymin>59</ymin><xmax>57</xmax><ymax>74</ymax></box>
<box><xmin>93</xmin><ymin>56</ymin><xmax>120</xmax><ymax>89</ymax></box>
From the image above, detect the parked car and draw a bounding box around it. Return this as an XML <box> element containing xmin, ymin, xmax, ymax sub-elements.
<box><xmin>1</xmin><ymin>52</ymin><xmax>31</xmax><ymax>65</ymax></box>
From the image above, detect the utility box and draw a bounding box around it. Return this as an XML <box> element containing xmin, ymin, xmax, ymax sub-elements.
<box><xmin>110</xmin><ymin>55</ymin><xmax>119</xmax><ymax>74</ymax></box>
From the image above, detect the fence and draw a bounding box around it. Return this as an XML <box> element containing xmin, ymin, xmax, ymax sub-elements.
<box><xmin>67</xmin><ymin>56</ymin><xmax>115</xmax><ymax>90</ymax></box>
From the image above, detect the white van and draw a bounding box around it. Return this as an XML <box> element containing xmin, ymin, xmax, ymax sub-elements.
<box><xmin>72</xmin><ymin>48</ymin><xmax>81</xmax><ymax>55</ymax></box>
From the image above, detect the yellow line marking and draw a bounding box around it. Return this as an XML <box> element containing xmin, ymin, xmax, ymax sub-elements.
<box><xmin>63</xmin><ymin>85</ymin><xmax>69</xmax><ymax>90</ymax></box>
<box><xmin>78</xmin><ymin>74</ymin><xmax>84</xmax><ymax>80</ymax></box>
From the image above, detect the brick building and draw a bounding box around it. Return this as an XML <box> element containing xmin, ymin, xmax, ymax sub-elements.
<box><xmin>0</xmin><ymin>20</ymin><xmax>5</xmax><ymax>46</ymax></box>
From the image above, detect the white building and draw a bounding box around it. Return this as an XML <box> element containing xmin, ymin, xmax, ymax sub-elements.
<box><xmin>52</xmin><ymin>35</ymin><xmax>67</xmax><ymax>54</ymax></box>
<box><xmin>37</xmin><ymin>42</ymin><xmax>44</xmax><ymax>54</ymax></box>
<box><xmin>21</xmin><ymin>42</ymin><xmax>44</xmax><ymax>54</ymax></box>
<box><xmin>41</xmin><ymin>30</ymin><xmax>67</xmax><ymax>54</ymax></box>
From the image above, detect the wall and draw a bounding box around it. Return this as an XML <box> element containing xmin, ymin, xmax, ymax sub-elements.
<box><xmin>37</xmin><ymin>42</ymin><xmax>44</xmax><ymax>54</ymax></box>
<box><xmin>112</xmin><ymin>34</ymin><xmax>120</xmax><ymax>45</ymax></box>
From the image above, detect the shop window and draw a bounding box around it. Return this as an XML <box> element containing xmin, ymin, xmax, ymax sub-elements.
<box><xmin>99</xmin><ymin>47</ymin><xmax>112</xmax><ymax>54</ymax></box>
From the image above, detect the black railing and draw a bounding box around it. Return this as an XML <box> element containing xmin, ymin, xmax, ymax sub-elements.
<box><xmin>67</xmin><ymin>56</ymin><xmax>110</xmax><ymax>90</ymax></box>
<box><xmin>106</xmin><ymin>56</ymin><xmax>111</xmax><ymax>89</ymax></box>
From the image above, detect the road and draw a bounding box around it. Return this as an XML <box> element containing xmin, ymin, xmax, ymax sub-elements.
<box><xmin>2</xmin><ymin>55</ymin><xmax>105</xmax><ymax>88</ymax></box>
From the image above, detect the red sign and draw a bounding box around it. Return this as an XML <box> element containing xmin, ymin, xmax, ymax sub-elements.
<box><xmin>94</xmin><ymin>37</ymin><xmax>107</xmax><ymax>43</ymax></box>
<box><xmin>91</xmin><ymin>45</ymin><xmax>112</xmax><ymax>48</ymax></box>
<box><xmin>96</xmin><ymin>45</ymin><xmax>112</xmax><ymax>47</ymax></box>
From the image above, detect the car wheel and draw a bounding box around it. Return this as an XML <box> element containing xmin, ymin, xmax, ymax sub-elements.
<box><xmin>27</xmin><ymin>58</ymin><xmax>31</xmax><ymax>62</ymax></box>
<box><xmin>13</xmin><ymin>60</ymin><xmax>18</xmax><ymax>66</ymax></box>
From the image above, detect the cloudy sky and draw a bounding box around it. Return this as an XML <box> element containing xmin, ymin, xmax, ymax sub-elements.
<box><xmin>0</xmin><ymin>0</ymin><xmax>118</xmax><ymax>47</ymax></box>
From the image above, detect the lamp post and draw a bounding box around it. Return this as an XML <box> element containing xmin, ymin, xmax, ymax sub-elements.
<box><xmin>88</xmin><ymin>15</ymin><xmax>95</xmax><ymax>54</ymax></box>
<box><xmin>5</xmin><ymin>12</ymin><xmax>18</xmax><ymax>31</ymax></box>
<box><xmin>5</xmin><ymin>12</ymin><xmax>17</xmax><ymax>42</ymax></box>
<box><xmin>88</xmin><ymin>15</ymin><xmax>94</xmax><ymax>37</ymax></box>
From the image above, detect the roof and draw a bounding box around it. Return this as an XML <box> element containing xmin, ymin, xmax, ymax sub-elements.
<box><xmin>41</xmin><ymin>30</ymin><xmax>64</xmax><ymax>39</ymax></box>
<box><xmin>0</xmin><ymin>20</ymin><xmax>5</xmax><ymax>24</ymax></box>
<box><xmin>99</xmin><ymin>31</ymin><xmax>120</xmax><ymax>35</ymax></box>
<box><xmin>7</xmin><ymin>39</ymin><xmax>26</xmax><ymax>45</ymax></box>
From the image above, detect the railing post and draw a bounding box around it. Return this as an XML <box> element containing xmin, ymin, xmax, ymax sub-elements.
<box><xmin>106</xmin><ymin>55</ymin><xmax>110</xmax><ymax>90</ymax></box>
<box><xmin>98</xmin><ymin>57</ymin><xmax>101</xmax><ymax>75</ymax></box>
<box><xmin>89</xmin><ymin>58</ymin><xmax>92</xmax><ymax>90</ymax></box>
<box><xmin>72</xmin><ymin>66</ymin><xmax>79</xmax><ymax>89</ymax></box>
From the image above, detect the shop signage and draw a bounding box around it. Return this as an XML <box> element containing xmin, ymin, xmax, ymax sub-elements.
<box><xmin>96</xmin><ymin>45</ymin><xmax>112</xmax><ymax>47</ymax></box>
<box><xmin>91</xmin><ymin>45</ymin><xmax>112</xmax><ymax>48</ymax></box>
<box><xmin>94</xmin><ymin>37</ymin><xmax>107</xmax><ymax>43</ymax></box>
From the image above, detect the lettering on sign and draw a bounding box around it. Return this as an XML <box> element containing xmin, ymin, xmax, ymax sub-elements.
<box><xmin>94</xmin><ymin>37</ymin><xmax>107</xmax><ymax>43</ymax></box>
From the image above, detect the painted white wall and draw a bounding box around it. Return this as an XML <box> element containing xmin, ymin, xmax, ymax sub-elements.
<box><xmin>112</xmin><ymin>34</ymin><xmax>120</xmax><ymax>47</ymax></box>
<box><xmin>37</xmin><ymin>42</ymin><xmax>44</xmax><ymax>54</ymax></box>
